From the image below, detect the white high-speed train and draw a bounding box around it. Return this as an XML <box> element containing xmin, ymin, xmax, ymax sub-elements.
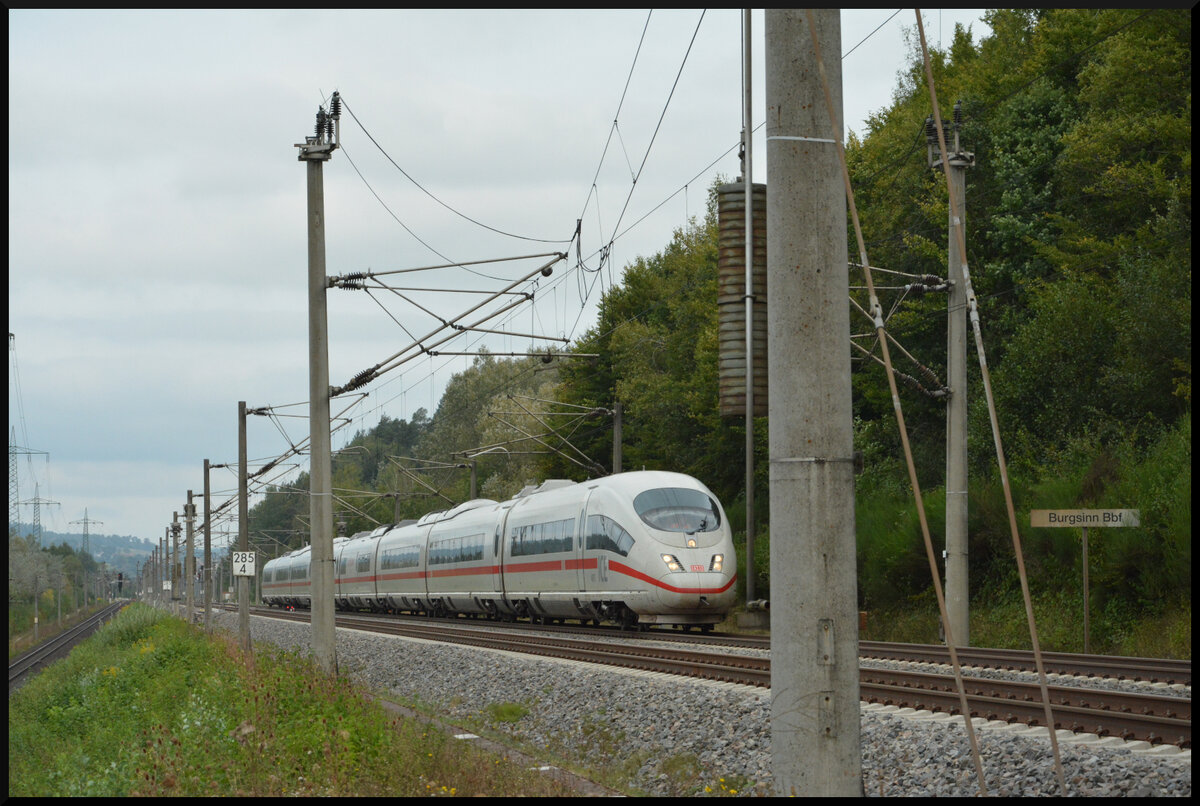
<box><xmin>261</xmin><ymin>470</ymin><xmax>737</xmax><ymax>630</ymax></box>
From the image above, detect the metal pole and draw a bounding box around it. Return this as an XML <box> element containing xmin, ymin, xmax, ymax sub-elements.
<box><xmin>298</xmin><ymin>107</ymin><xmax>338</xmax><ymax>676</ymax></box>
<box><xmin>766</xmin><ymin>9</ymin><xmax>861</xmax><ymax>795</ymax></box>
<box><xmin>33</xmin><ymin>571</ymin><xmax>39</xmax><ymax>642</ymax></box>
<box><xmin>204</xmin><ymin>459</ymin><xmax>212</xmax><ymax>631</ymax></box>
<box><xmin>157</xmin><ymin>537</ymin><xmax>164</xmax><ymax>606</ymax></box>
<box><xmin>612</xmin><ymin>400</ymin><xmax>623</xmax><ymax>474</ymax></box>
<box><xmin>255</xmin><ymin>549</ymin><xmax>263</xmax><ymax>606</ymax></box>
<box><xmin>1082</xmin><ymin>526</ymin><xmax>1089</xmax><ymax>655</ymax></box>
<box><xmin>158</xmin><ymin>541</ymin><xmax>164</xmax><ymax>606</ymax></box>
<box><xmin>185</xmin><ymin>490</ymin><xmax>195</xmax><ymax>621</ymax></box>
<box><xmin>171</xmin><ymin>514</ymin><xmax>180</xmax><ymax>617</ymax></box>
<box><xmin>743</xmin><ymin>7</ymin><xmax>757</xmax><ymax>604</ymax></box>
<box><xmin>238</xmin><ymin>402</ymin><xmax>251</xmax><ymax>653</ymax></box>
<box><xmin>943</xmin><ymin>126</ymin><xmax>973</xmax><ymax>647</ymax></box>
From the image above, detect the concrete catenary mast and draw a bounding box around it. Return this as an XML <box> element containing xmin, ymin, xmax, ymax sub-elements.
<box><xmin>296</xmin><ymin>93</ymin><xmax>341</xmax><ymax>676</ymax></box>
<box><xmin>766</xmin><ymin>9</ymin><xmax>861</xmax><ymax>795</ymax></box>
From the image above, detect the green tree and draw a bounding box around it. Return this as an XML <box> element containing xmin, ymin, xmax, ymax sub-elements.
<box><xmin>553</xmin><ymin>189</ymin><xmax>749</xmax><ymax>506</ymax></box>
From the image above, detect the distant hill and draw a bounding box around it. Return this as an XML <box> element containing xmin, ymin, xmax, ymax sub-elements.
<box><xmin>10</xmin><ymin>523</ymin><xmax>161</xmax><ymax>577</ymax></box>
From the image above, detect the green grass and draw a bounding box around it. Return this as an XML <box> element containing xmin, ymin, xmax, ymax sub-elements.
<box><xmin>859</xmin><ymin>588</ymin><xmax>1191</xmax><ymax>659</ymax></box>
<box><xmin>8</xmin><ymin>603</ymin><xmax>573</xmax><ymax>797</ymax></box>
<box><xmin>486</xmin><ymin>701</ymin><xmax>530</xmax><ymax>723</ymax></box>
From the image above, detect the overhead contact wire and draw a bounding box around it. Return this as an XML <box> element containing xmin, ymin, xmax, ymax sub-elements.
<box><xmin>340</xmin><ymin>94</ymin><xmax>571</xmax><ymax>245</ymax></box>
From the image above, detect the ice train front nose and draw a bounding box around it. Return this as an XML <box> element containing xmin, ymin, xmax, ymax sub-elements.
<box><xmin>650</xmin><ymin>551</ymin><xmax>736</xmax><ymax>612</ymax></box>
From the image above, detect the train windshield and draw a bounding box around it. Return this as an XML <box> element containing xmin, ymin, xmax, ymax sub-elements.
<box><xmin>633</xmin><ymin>488</ymin><xmax>721</xmax><ymax>533</ymax></box>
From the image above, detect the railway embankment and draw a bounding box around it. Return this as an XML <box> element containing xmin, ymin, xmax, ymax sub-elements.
<box><xmin>226</xmin><ymin>610</ymin><xmax>1191</xmax><ymax>797</ymax></box>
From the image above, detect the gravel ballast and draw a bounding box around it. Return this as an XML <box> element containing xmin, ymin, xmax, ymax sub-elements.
<box><xmin>214</xmin><ymin>612</ymin><xmax>1191</xmax><ymax>797</ymax></box>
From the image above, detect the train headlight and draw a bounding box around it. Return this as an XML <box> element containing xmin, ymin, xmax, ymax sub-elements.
<box><xmin>709</xmin><ymin>554</ymin><xmax>724</xmax><ymax>573</ymax></box>
<box><xmin>661</xmin><ymin>554</ymin><xmax>685</xmax><ymax>573</ymax></box>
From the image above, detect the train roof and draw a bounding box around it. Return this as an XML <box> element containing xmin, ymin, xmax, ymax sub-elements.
<box><xmin>590</xmin><ymin>470</ymin><xmax>717</xmax><ymax>496</ymax></box>
<box><xmin>511</xmin><ymin>479</ymin><xmax>577</xmax><ymax>498</ymax></box>
<box><xmin>416</xmin><ymin>497</ymin><xmax>499</xmax><ymax>526</ymax></box>
<box><xmin>263</xmin><ymin>471</ymin><xmax>720</xmax><ymax>565</ymax></box>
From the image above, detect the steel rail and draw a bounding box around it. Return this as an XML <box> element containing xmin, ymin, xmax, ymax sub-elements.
<box><xmin>858</xmin><ymin>641</ymin><xmax>1192</xmax><ymax>686</ymax></box>
<box><xmin>235</xmin><ymin>606</ymin><xmax>1190</xmax><ymax>746</ymax></box>
<box><xmin>9</xmin><ymin>601</ymin><xmax>127</xmax><ymax>695</ymax></box>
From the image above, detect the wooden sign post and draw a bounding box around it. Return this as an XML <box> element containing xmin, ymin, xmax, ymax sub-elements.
<box><xmin>1030</xmin><ymin>509</ymin><xmax>1140</xmax><ymax>654</ymax></box>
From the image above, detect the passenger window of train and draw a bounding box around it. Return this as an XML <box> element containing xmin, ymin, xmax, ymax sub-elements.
<box><xmin>633</xmin><ymin>488</ymin><xmax>721</xmax><ymax>533</ymax></box>
<box><xmin>356</xmin><ymin>553</ymin><xmax>371</xmax><ymax>573</ymax></box>
<box><xmin>383</xmin><ymin>547</ymin><xmax>418</xmax><ymax>569</ymax></box>
<box><xmin>585</xmin><ymin>514</ymin><xmax>635</xmax><ymax>557</ymax></box>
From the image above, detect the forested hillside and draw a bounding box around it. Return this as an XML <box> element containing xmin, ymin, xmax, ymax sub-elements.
<box><xmin>247</xmin><ymin>9</ymin><xmax>1188</xmax><ymax>654</ymax></box>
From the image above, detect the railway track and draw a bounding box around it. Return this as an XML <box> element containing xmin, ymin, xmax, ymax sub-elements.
<box><xmin>272</xmin><ymin>607</ymin><xmax>1188</xmax><ymax>688</ymax></box>
<box><xmin>236</xmin><ymin>605</ymin><xmax>1190</xmax><ymax>747</ymax></box>
<box><xmin>858</xmin><ymin>640</ymin><xmax>1192</xmax><ymax>687</ymax></box>
<box><xmin>9</xmin><ymin>601</ymin><xmax>127</xmax><ymax>696</ymax></box>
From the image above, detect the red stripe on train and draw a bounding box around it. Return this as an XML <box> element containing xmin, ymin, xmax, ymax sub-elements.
<box><xmin>609</xmin><ymin>560</ymin><xmax>737</xmax><ymax>595</ymax></box>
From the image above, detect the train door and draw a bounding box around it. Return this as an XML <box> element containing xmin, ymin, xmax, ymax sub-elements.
<box><xmin>493</xmin><ymin>502</ymin><xmax>512</xmax><ymax>614</ymax></box>
<box><xmin>574</xmin><ymin>488</ymin><xmax>593</xmax><ymax>593</ymax></box>
<box><xmin>580</xmin><ymin>485</ymin><xmax>607</xmax><ymax>589</ymax></box>
<box><xmin>492</xmin><ymin>521</ymin><xmax>504</xmax><ymax>593</ymax></box>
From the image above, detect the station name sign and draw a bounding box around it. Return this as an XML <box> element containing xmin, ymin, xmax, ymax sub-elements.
<box><xmin>1030</xmin><ymin>509</ymin><xmax>1140</xmax><ymax>528</ymax></box>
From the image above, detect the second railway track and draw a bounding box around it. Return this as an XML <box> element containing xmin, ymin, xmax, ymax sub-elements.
<box><xmin>232</xmin><ymin>604</ymin><xmax>1190</xmax><ymax>748</ymax></box>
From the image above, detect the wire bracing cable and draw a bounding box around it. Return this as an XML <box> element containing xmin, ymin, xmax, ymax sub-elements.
<box><xmin>915</xmin><ymin>9</ymin><xmax>1068</xmax><ymax>794</ymax></box>
<box><xmin>802</xmin><ymin>9</ymin><xmax>991</xmax><ymax>794</ymax></box>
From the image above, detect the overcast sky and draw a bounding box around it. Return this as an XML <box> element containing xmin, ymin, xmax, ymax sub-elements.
<box><xmin>9</xmin><ymin>9</ymin><xmax>991</xmax><ymax>549</ymax></box>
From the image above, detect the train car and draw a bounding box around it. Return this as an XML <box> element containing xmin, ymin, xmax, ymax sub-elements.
<box><xmin>373</xmin><ymin>519</ymin><xmax>429</xmax><ymax>612</ymax></box>
<box><xmin>334</xmin><ymin>532</ymin><xmax>377</xmax><ymax>611</ymax></box>
<box><xmin>422</xmin><ymin>498</ymin><xmax>503</xmax><ymax>617</ymax></box>
<box><xmin>264</xmin><ymin>470</ymin><xmax>737</xmax><ymax>629</ymax></box>
<box><xmin>262</xmin><ymin>545</ymin><xmax>312</xmax><ymax>608</ymax></box>
<box><xmin>499</xmin><ymin>479</ymin><xmax>591</xmax><ymax>622</ymax></box>
<box><xmin>570</xmin><ymin>470</ymin><xmax>734</xmax><ymax>628</ymax></box>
